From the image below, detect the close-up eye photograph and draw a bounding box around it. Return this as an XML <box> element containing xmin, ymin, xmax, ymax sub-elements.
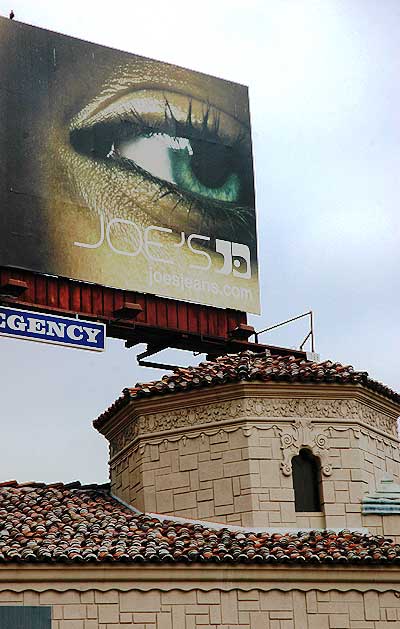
<box><xmin>0</xmin><ymin>18</ymin><xmax>259</xmax><ymax>312</ymax></box>
<box><xmin>0</xmin><ymin>2</ymin><xmax>400</xmax><ymax>627</ymax></box>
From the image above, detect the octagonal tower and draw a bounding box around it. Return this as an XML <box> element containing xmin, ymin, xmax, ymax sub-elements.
<box><xmin>95</xmin><ymin>351</ymin><xmax>400</xmax><ymax>534</ymax></box>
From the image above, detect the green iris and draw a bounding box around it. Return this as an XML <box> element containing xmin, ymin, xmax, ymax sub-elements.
<box><xmin>169</xmin><ymin>147</ymin><xmax>240</xmax><ymax>203</ymax></box>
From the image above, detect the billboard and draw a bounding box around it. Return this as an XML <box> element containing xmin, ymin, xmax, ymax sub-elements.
<box><xmin>0</xmin><ymin>18</ymin><xmax>260</xmax><ymax>313</ymax></box>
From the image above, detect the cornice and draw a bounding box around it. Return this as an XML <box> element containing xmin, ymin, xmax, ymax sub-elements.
<box><xmin>145</xmin><ymin>382</ymin><xmax>400</xmax><ymax>418</ymax></box>
<box><xmin>1</xmin><ymin>564</ymin><xmax>400</xmax><ymax>591</ymax></box>
<box><xmin>108</xmin><ymin>393</ymin><xmax>399</xmax><ymax>462</ymax></box>
<box><xmin>101</xmin><ymin>382</ymin><xmax>400</xmax><ymax>442</ymax></box>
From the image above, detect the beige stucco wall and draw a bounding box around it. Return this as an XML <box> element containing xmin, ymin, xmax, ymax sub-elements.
<box><xmin>364</xmin><ymin>513</ymin><xmax>400</xmax><ymax>538</ymax></box>
<box><xmin>102</xmin><ymin>383</ymin><xmax>400</xmax><ymax>530</ymax></box>
<box><xmin>1</xmin><ymin>565</ymin><xmax>400</xmax><ymax>628</ymax></box>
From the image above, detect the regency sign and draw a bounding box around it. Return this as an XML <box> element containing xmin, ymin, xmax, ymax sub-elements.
<box><xmin>0</xmin><ymin>306</ymin><xmax>105</xmax><ymax>351</ymax></box>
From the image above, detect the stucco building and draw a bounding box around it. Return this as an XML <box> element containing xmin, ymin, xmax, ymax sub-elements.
<box><xmin>1</xmin><ymin>350</ymin><xmax>400</xmax><ymax>628</ymax></box>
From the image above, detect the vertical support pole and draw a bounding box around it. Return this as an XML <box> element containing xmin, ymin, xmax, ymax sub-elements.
<box><xmin>310</xmin><ymin>310</ymin><xmax>315</xmax><ymax>353</ymax></box>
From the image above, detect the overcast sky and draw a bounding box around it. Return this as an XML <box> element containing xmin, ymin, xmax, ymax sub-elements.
<box><xmin>1</xmin><ymin>0</ymin><xmax>399</xmax><ymax>484</ymax></box>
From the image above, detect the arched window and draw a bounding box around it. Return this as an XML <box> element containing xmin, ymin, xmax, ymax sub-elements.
<box><xmin>292</xmin><ymin>448</ymin><xmax>322</xmax><ymax>512</ymax></box>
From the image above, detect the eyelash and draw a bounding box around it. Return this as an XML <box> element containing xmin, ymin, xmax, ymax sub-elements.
<box><xmin>69</xmin><ymin>99</ymin><xmax>254</xmax><ymax>234</ymax></box>
<box><xmin>107</xmin><ymin>98</ymin><xmax>246</xmax><ymax>154</ymax></box>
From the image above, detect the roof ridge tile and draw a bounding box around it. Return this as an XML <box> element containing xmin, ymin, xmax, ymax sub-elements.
<box><xmin>1</xmin><ymin>481</ymin><xmax>400</xmax><ymax>566</ymax></box>
<box><xmin>93</xmin><ymin>350</ymin><xmax>400</xmax><ymax>430</ymax></box>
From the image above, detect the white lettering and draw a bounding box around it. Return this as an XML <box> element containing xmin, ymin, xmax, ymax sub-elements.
<box><xmin>0</xmin><ymin>309</ymin><xmax>105</xmax><ymax>351</ymax></box>
<box><xmin>215</xmin><ymin>239</ymin><xmax>233</xmax><ymax>275</ymax></box>
<box><xmin>27</xmin><ymin>317</ymin><xmax>46</xmax><ymax>334</ymax></box>
<box><xmin>66</xmin><ymin>324</ymin><xmax>84</xmax><ymax>341</ymax></box>
<box><xmin>144</xmin><ymin>226</ymin><xmax>173</xmax><ymax>264</ymax></box>
<box><xmin>173</xmin><ymin>231</ymin><xmax>185</xmax><ymax>249</ymax></box>
<box><xmin>8</xmin><ymin>314</ymin><xmax>27</xmax><ymax>332</ymax></box>
<box><xmin>188</xmin><ymin>234</ymin><xmax>211</xmax><ymax>271</ymax></box>
<box><xmin>106</xmin><ymin>218</ymin><xmax>142</xmax><ymax>257</ymax></box>
<box><xmin>74</xmin><ymin>213</ymin><xmax>105</xmax><ymax>249</ymax></box>
<box><xmin>84</xmin><ymin>328</ymin><xmax>101</xmax><ymax>344</ymax></box>
<box><xmin>47</xmin><ymin>321</ymin><xmax>66</xmax><ymax>338</ymax></box>
<box><xmin>232</xmin><ymin>242</ymin><xmax>251</xmax><ymax>279</ymax></box>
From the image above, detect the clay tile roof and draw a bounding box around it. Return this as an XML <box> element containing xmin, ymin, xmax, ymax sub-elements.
<box><xmin>94</xmin><ymin>350</ymin><xmax>400</xmax><ymax>430</ymax></box>
<box><xmin>1</xmin><ymin>481</ymin><xmax>400</xmax><ymax>566</ymax></box>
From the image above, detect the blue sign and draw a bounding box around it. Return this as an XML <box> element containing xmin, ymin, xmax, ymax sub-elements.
<box><xmin>0</xmin><ymin>306</ymin><xmax>105</xmax><ymax>351</ymax></box>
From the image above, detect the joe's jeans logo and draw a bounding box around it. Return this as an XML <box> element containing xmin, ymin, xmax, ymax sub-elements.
<box><xmin>74</xmin><ymin>215</ymin><xmax>252</xmax><ymax>280</ymax></box>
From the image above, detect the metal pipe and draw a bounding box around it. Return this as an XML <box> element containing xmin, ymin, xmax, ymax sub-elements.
<box><xmin>256</xmin><ymin>310</ymin><xmax>311</xmax><ymax>336</ymax></box>
<box><xmin>255</xmin><ymin>310</ymin><xmax>316</xmax><ymax>353</ymax></box>
<box><xmin>299</xmin><ymin>330</ymin><xmax>312</xmax><ymax>350</ymax></box>
<box><xmin>310</xmin><ymin>309</ymin><xmax>315</xmax><ymax>352</ymax></box>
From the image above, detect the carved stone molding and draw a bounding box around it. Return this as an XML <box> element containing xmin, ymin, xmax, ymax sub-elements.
<box><xmin>110</xmin><ymin>423</ymin><xmax>279</xmax><ymax>460</ymax></box>
<box><xmin>239</xmin><ymin>398</ymin><xmax>396</xmax><ymax>437</ymax></box>
<box><xmin>110</xmin><ymin>422</ymin><xmax>400</xmax><ymax>474</ymax></box>
<box><xmin>280</xmin><ymin>419</ymin><xmax>332</xmax><ymax>477</ymax></box>
<box><xmin>2</xmin><ymin>572</ymin><xmax>400</xmax><ymax>591</ymax></box>
<box><xmin>109</xmin><ymin>396</ymin><xmax>398</xmax><ymax>458</ymax></box>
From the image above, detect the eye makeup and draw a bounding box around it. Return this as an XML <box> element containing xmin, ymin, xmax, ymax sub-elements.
<box><xmin>69</xmin><ymin>89</ymin><xmax>254</xmax><ymax>219</ymax></box>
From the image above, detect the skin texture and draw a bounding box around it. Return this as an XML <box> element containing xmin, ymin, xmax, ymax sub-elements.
<box><xmin>0</xmin><ymin>18</ymin><xmax>260</xmax><ymax>312</ymax></box>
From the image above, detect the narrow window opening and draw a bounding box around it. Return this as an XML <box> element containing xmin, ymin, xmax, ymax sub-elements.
<box><xmin>292</xmin><ymin>448</ymin><xmax>322</xmax><ymax>512</ymax></box>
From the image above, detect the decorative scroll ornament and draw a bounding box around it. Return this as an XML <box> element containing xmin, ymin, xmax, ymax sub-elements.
<box><xmin>280</xmin><ymin>419</ymin><xmax>332</xmax><ymax>476</ymax></box>
<box><xmin>109</xmin><ymin>396</ymin><xmax>397</xmax><ymax>457</ymax></box>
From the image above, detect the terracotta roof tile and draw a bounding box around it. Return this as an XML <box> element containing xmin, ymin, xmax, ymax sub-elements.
<box><xmin>94</xmin><ymin>351</ymin><xmax>400</xmax><ymax>429</ymax></box>
<box><xmin>1</xmin><ymin>481</ymin><xmax>400</xmax><ymax>566</ymax></box>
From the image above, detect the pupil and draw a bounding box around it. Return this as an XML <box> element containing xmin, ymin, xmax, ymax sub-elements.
<box><xmin>189</xmin><ymin>139</ymin><xmax>234</xmax><ymax>189</ymax></box>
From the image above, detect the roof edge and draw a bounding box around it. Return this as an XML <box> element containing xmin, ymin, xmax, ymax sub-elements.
<box><xmin>93</xmin><ymin>352</ymin><xmax>400</xmax><ymax>431</ymax></box>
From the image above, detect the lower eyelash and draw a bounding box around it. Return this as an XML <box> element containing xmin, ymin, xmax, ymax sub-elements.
<box><xmin>107</xmin><ymin>151</ymin><xmax>254</xmax><ymax>236</ymax></box>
